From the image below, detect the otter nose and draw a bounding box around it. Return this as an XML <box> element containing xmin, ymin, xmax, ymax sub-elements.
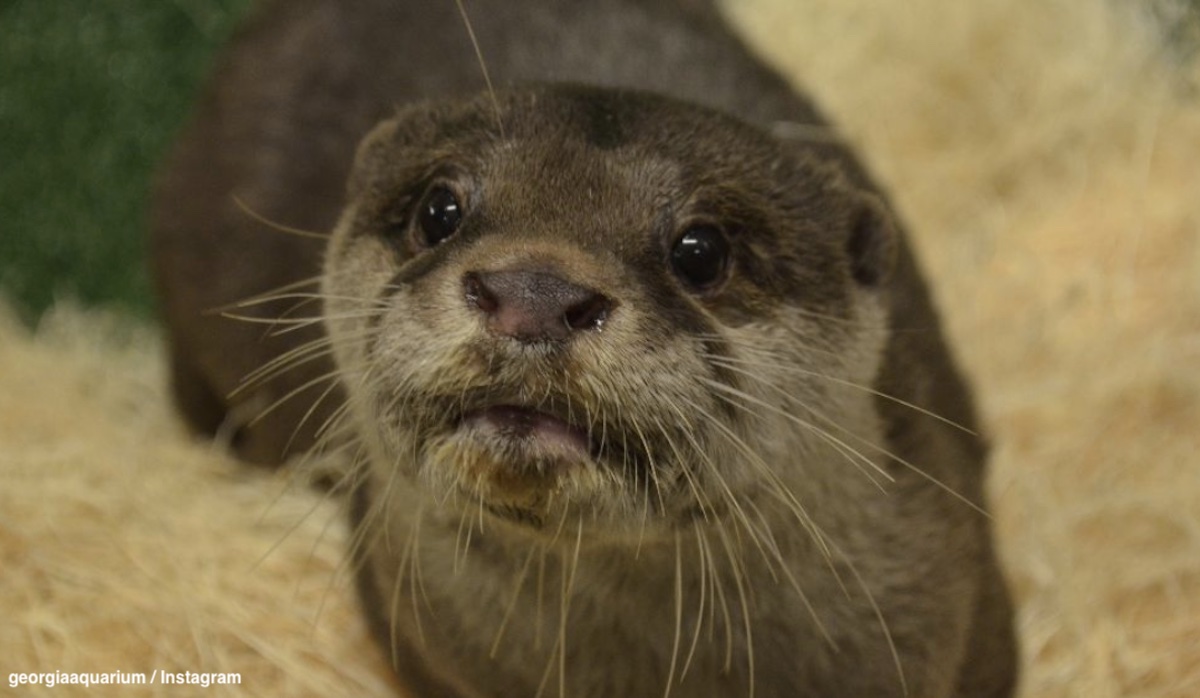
<box><xmin>464</xmin><ymin>270</ymin><xmax>613</xmax><ymax>342</ymax></box>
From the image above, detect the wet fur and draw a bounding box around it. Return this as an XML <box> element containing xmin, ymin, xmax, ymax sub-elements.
<box><xmin>151</xmin><ymin>0</ymin><xmax>1017</xmax><ymax>696</ymax></box>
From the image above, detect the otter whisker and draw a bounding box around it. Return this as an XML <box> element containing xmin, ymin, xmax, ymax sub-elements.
<box><xmin>826</xmin><ymin>537</ymin><xmax>909</xmax><ymax>697</ymax></box>
<box><xmin>713</xmin><ymin>518</ymin><xmax>756</xmax><ymax>698</ymax></box>
<box><xmin>692</xmin><ymin>329</ymin><xmax>848</xmax><ymax>362</ymax></box>
<box><xmin>562</xmin><ymin>520</ymin><xmax>584</xmax><ymax>698</ymax></box>
<box><xmin>699</xmin><ymin>374</ymin><xmax>892</xmax><ymax>487</ymax></box>
<box><xmin>534</xmin><ymin>511</ymin><xmax>579</xmax><ymax>698</ymax></box>
<box><xmin>489</xmin><ymin>541</ymin><xmax>539</xmax><ymax>658</ymax></box>
<box><xmin>409</xmin><ymin>511</ymin><xmax>430</xmax><ymax>644</ymax></box>
<box><xmin>338</xmin><ymin>454</ymin><xmax>387</xmax><ymax>578</ymax></box>
<box><xmin>302</xmin><ymin>456</ymin><xmax>376</xmax><ymax>633</ymax></box>
<box><xmin>249</xmin><ymin>458</ymin><xmax>348</xmax><ymax>575</ymax></box>
<box><xmin>264</xmin><ymin>307</ymin><xmax>386</xmax><ymax>338</ymax></box>
<box><xmin>309</xmin><ymin>387</ymin><xmax>360</xmax><ymax>445</ymax></box>
<box><xmin>210</xmin><ymin>288</ymin><xmax>384</xmax><ymax>316</ymax></box>
<box><xmin>535</xmin><ymin>544</ymin><xmax>548</xmax><ymax>652</ymax></box>
<box><xmin>234</xmin><ymin>327</ymin><xmax>375</xmax><ymax>394</ymax></box>
<box><xmin>375</xmin><ymin>390</ymin><xmax>419</xmax><ymax>546</ymax></box>
<box><xmin>383</xmin><ymin>500</ymin><xmax>423</xmax><ymax>664</ymax></box>
<box><xmin>664</xmin><ymin>529</ymin><xmax>684</xmax><ymax>698</ymax></box>
<box><xmin>670</xmin><ymin>393</ymin><xmax>840</xmax><ymax>648</ymax></box>
<box><xmin>215</xmin><ymin>310</ymin><xmax>325</xmax><ymax>328</ymax></box>
<box><xmin>452</xmin><ymin>0</ymin><xmax>504</xmax><ymax>138</ymax></box>
<box><xmin>629</xmin><ymin>415</ymin><xmax>667</xmax><ymax>553</ymax></box>
<box><xmin>241</xmin><ymin>368</ymin><xmax>345</xmax><ymax>430</ymax></box>
<box><xmin>650</xmin><ymin>413</ymin><xmax>718</xmax><ymax>523</ymax></box>
<box><xmin>282</xmin><ymin>366</ymin><xmax>357</xmax><ymax>456</ymax></box>
<box><xmin>659</xmin><ymin>400</ymin><xmax>748</xmax><ymax>671</ymax></box>
<box><xmin>453</xmin><ymin>501</ymin><xmax>473</xmax><ymax>575</ymax></box>
<box><xmin>706</xmin><ymin>348</ymin><xmax>977</xmax><ymax>436</ymax></box>
<box><xmin>232</xmin><ymin>195</ymin><xmax>330</xmax><ymax>239</ymax></box>
<box><xmin>694</xmin><ymin>523</ymin><xmax>732</xmax><ymax>662</ymax></box>
<box><xmin>704</xmin><ymin>364</ymin><xmax>990</xmax><ymax>517</ymax></box>
<box><xmin>669</xmin><ymin>396</ymin><xmax>776</xmax><ymax>574</ymax></box>
<box><xmin>742</xmin><ymin>495</ymin><xmax>837</xmax><ymax>648</ymax></box>
<box><xmin>644</xmin><ymin>412</ymin><xmax>722</xmax><ymax>679</ymax></box>
<box><xmin>198</xmin><ymin>275</ymin><xmax>326</xmax><ymax>317</ymax></box>
<box><xmin>679</xmin><ymin>524</ymin><xmax>705</xmax><ymax>681</ymax></box>
<box><xmin>671</xmin><ymin>392</ymin><xmax>824</xmax><ymax>559</ymax></box>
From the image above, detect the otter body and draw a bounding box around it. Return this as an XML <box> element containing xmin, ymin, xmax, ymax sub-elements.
<box><xmin>152</xmin><ymin>1</ymin><xmax>1018</xmax><ymax>696</ymax></box>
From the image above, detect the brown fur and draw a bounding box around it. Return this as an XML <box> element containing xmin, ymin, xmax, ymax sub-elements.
<box><xmin>150</xmin><ymin>0</ymin><xmax>1017</xmax><ymax>696</ymax></box>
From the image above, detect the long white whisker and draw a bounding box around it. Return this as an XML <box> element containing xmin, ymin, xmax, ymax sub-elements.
<box><xmin>490</xmin><ymin>542</ymin><xmax>539</xmax><ymax>658</ymax></box>
<box><xmin>664</xmin><ymin>529</ymin><xmax>684</xmax><ymax>698</ymax></box>
<box><xmin>704</xmin><ymin>358</ymin><xmax>989</xmax><ymax>517</ymax></box>
<box><xmin>705</xmin><ymin>348</ymin><xmax>975</xmax><ymax>435</ymax></box>
<box><xmin>827</xmin><ymin>537</ymin><xmax>909</xmax><ymax>697</ymax></box>
<box><xmin>700</xmin><ymin>374</ymin><xmax>892</xmax><ymax>488</ymax></box>
<box><xmin>232</xmin><ymin>195</ymin><xmax>330</xmax><ymax>239</ymax></box>
<box><xmin>453</xmin><ymin>0</ymin><xmax>505</xmax><ymax>137</ymax></box>
<box><xmin>713</xmin><ymin>517</ymin><xmax>755</xmax><ymax>698</ymax></box>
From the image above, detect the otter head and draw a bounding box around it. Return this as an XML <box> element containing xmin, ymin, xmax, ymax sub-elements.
<box><xmin>323</xmin><ymin>85</ymin><xmax>896</xmax><ymax>542</ymax></box>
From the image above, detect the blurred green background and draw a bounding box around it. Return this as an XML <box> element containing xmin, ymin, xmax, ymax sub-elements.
<box><xmin>0</xmin><ymin>0</ymin><xmax>252</xmax><ymax>323</ymax></box>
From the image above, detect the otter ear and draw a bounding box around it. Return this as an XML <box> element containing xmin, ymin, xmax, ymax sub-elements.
<box><xmin>846</xmin><ymin>194</ymin><xmax>897</xmax><ymax>287</ymax></box>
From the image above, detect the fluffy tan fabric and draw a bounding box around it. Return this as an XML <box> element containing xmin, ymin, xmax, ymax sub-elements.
<box><xmin>0</xmin><ymin>307</ymin><xmax>397</xmax><ymax>695</ymax></box>
<box><xmin>3</xmin><ymin>0</ymin><xmax>1197</xmax><ymax>695</ymax></box>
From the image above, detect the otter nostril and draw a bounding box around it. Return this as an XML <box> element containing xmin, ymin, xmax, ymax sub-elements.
<box><xmin>464</xmin><ymin>272</ymin><xmax>499</xmax><ymax>314</ymax></box>
<box><xmin>465</xmin><ymin>269</ymin><xmax>613</xmax><ymax>342</ymax></box>
<box><xmin>564</xmin><ymin>294</ymin><xmax>612</xmax><ymax>332</ymax></box>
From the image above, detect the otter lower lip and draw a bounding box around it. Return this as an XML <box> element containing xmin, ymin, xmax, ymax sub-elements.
<box><xmin>462</xmin><ymin>404</ymin><xmax>591</xmax><ymax>454</ymax></box>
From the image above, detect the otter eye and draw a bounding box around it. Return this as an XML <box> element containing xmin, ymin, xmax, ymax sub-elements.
<box><xmin>670</xmin><ymin>225</ymin><xmax>730</xmax><ymax>290</ymax></box>
<box><xmin>417</xmin><ymin>186</ymin><xmax>463</xmax><ymax>246</ymax></box>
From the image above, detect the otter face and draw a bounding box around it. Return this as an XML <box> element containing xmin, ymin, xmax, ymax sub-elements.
<box><xmin>323</xmin><ymin>86</ymin><xmax>895</xmax><ymax>540</ymax></box>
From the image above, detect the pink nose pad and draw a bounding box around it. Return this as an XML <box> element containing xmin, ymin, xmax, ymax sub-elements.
<box><xmin>463</xmin><ymin>270</ymin><xmax>613</xmax><ymax>342</ymax></box>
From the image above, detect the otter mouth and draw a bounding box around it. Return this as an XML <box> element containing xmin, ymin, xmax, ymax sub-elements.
<box><xmin>398</xmin><ymin>384</ymin><xmax>694</xmax><ymax>528</ymax></box>
<box><xmin>458</xmin><ymin>404</ymin><xmax>594</xmax><ymax>459</ymax></box>
<box><xmin>431</xmin><ymin>398</ymin><xmax>606</xmax><ymax>524</ymax></box>
<box><xmin>433</xmin><ymin>388</ymin><xmax>647</xmax><ymax>477</ymax></box>
<box><xmin>402</xmin><ymin>384</ymin><xmax>670</xmax><ymax>524</ymax></box>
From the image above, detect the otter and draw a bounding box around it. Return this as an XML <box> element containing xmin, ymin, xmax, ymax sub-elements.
<box><xmin>151</xmin><ymin>0</ymin><xmax>1018</xmax><ymax>696</ymax></box>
